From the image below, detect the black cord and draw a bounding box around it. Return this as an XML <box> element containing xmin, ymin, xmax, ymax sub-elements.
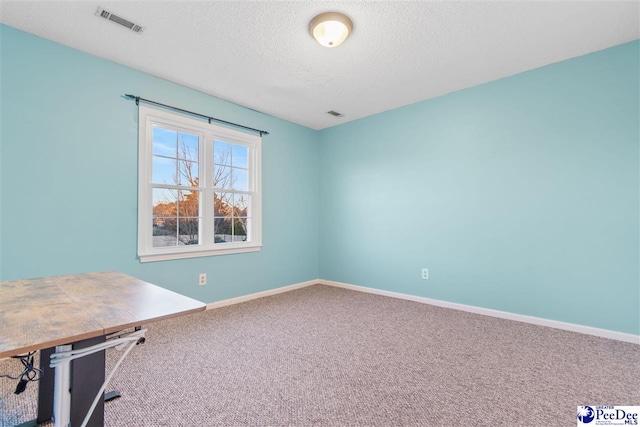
<box><xmin>0</xmin><ymin>352</ymin><xmax>43</xmax><ymax>394</ymax></box>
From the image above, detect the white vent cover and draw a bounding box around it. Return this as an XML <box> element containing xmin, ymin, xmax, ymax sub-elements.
<box><xmin>95</xmin><ymin>7</ymin><xmax>144</xmax><ymax>33</ymax></box>
<box><xmin>327</xmin><ymin>111</ymin><xmax>344</xmax><ymax>118</ymax></box>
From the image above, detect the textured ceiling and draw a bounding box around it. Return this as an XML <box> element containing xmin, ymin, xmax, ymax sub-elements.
<box><xmin>1</xmin><ymin>1</ymin><xmax>638</xmax><ymax>130</ymax></box>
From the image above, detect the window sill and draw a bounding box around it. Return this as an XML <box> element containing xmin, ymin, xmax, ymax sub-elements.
<box><xmin>139</xmin><ymin>245</ymin><xmax>261</xmax><ymax>263</ymax></box>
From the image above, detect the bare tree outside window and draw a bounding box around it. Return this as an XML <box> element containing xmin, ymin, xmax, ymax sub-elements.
<box><xmin>152</xmin><ymin>135</ymin><xmax>246</xmax><ymax>246</ymax></box>
<box><xmin>213</xmin><ymin>141</ymin><xmax>249</xmax><ymax>243</ymax></box>
<box><xmin>152</xmin><ymin>135</ymin><xmax>203</xmax><ymax>246</ymax></box>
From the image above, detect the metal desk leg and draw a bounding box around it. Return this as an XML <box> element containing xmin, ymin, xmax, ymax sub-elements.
<box><xmin>52</xmin><ymin>336</ymin><xmax>106</xmax><ymax>427</ymax></box>
<box><xmin>38</xmin><ymin>347</ymin><xmax>55</xmax><ymax>423</ymax></box>
<box><xmin>48</xmin><ymin>330</ymin><xmax>144</xmax><ymax>427</ymax></box>
<box><xmin>71</xmin><ymin>336</ymin><xmax>106</xmax><ymax>427</ymax></box>
<box><xmin>53</xmin><ymin>345</ymin><xmax>72</xmax><ymax>427</ymax></box>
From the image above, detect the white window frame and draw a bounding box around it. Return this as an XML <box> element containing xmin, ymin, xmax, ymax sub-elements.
<box><xmin>138</xmin><ymin>105</ymin><xmax>262</xmax><ymax>262</ymax></box>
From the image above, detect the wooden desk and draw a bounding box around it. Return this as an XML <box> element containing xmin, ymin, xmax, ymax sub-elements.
<box><xmin>0</xmin><ymin>271</ymin><xmax>206</xmax><ymax>426</ymax></box>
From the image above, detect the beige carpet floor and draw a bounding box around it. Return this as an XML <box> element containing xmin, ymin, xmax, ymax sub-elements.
<box><xmin>1</xmin><ymin>284</ymin><xmax>638</xmax><ymax>426</ymax></box>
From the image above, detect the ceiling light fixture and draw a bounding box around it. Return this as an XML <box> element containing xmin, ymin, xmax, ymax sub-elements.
<box><xmin>309</xmin><ymin>12</ymin><xmax>353</xmax><ymax>48</ymax></box>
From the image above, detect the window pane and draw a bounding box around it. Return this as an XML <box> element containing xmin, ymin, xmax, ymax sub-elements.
<box><xmin>214</xmin><ymin>165</ymin><xmax>231</xmax><ymax>189</ymax></box>
<box><xmin>214</xmin><ymin>140</ymin><xmax>231</xmax><ymax>166</ymax></box>
<box><xmin>232</xmin><ymin>144</ymin><xmax>248</xmax><ymax>169</ymax></box>
<box><xmin>232</xmin><ymin>194</ymin><xmax>249</xmax><ymax>217</ymax></box>
<box><xmin>178</xmin><ymin>218</ymin><xmax>199</xmax><ymax>245</ymax></box>
<box><xmin>234</xmin><ymin>218</ymin><xmax>249</xmax><ymax>242</ymax></box>
<box><xmin>178</xmin><ymin>160</ymin><xmax>199</xmax><ymax>187</ymax></box>
<box><xmin>153</xmin><ymin>127</ymin><xmax>177</xmax><ymax>157</ymax></box>
<box><xmin>214</xmin><ymin>192</ymin><xmax>232</xmax><ymax>216</ymax></box>
<box><xmin>232</xmin><ymin>168</ymin><xmax>248</xmax><ymax>191</ymax></box>
<box><xmin>153</xmin><ymin>217</ymin><xmax>177</xmax><ymax>247</ymax></box>
<box><xmin>178</xmin><ymin>190</ymin><xmax>200</xmax><ymax>217</ymax></box>
<box><xmin>153</xmin><ymin>188</ymin><xmax>177</xmax><ymax>217</ymax></box>
<box><xmin>178</xmin><ymin>133</ymin><xmax>199</xmax><ymax>161</ymax></box>
<box><xmin>214</xmin><ymin>218</ymin><xmax>233</xmax><ymax>243</ymax></box>
<box><xmin>153</xmin><ymin>156</ymin><xmax>177</xmax><ymax>184</ymax></box>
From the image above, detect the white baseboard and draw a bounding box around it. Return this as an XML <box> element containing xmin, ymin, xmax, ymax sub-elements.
<box><xmin>206</xmin><ymin>279</ymin><xmax>318</xmax><ymax>310</ymax></box>
<box><xmin>319</xmin><ymin>279</ymin><xmax>640</xmax><ymax>345</ymax></box>
<box><xmin>204</xmin><ymin>278</ymin><xmax>639</xmax><ymax>345</ymax></box>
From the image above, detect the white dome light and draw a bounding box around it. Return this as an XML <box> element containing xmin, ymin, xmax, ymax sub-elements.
<box><xmin>309</xmin><ymin>12</ymin><xmax>353</xmax><ymax>48</ymax></box>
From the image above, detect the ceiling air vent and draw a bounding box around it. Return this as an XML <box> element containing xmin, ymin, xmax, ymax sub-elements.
<box><xmin>327</xmin><ymin>111</ymin><xmax>344</xmax><ymax>118</ymax></box>
<box><xmin>95</xmin><ymin>7</ymin><xmax>144</xmax><ymax>33</ymax></box>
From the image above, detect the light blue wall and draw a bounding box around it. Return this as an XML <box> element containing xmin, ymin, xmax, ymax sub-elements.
<box><xmin>0</xmin><ymin>25</ymin><xmax>319</xmax><ymax>302</ymax></box>
<box><xmin>319</xmin><ymin>41</ymin><xmax>640</xmax><ymax>335</ymax></box>
<box><xmin>2</xmin><ymin>25</ymin><xmax>638</xmax><ymax>335</ymax></box>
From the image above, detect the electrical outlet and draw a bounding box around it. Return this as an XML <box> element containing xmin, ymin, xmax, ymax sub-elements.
<box><xmin>199</xmin><ymin>273</ymin><xmax>207</xmax><ymax>286</ymax></box>
<box><xmin>421</xmin><ymin>268</ymin><xmax>429</xmax><ymax>280</ymax></box>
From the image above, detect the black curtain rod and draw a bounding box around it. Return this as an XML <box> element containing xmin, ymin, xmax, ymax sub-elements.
<box><xmin>124</xmin><ymin>94</ymin><xmax>269</xmax><ymax>136</ymax></box>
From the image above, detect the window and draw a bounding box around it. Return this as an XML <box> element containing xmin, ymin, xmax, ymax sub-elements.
<box><xmin>138</xmin><ymin>105</ymin><xmax>262</xmax><ymax>262</ymax></box>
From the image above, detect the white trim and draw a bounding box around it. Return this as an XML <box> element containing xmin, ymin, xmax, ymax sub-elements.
<box><xmin>319</xmin><ymin>279</ymin><xmax>640</xmax><ymax>345</ymax></box>
<box><xmin>140</xmin><ymin>245</ymin><xmax>261</xmax><ymax>263</ymax></box>
<box><xmin>206</xmin><ymin>280</ymin><xmax>318</xmax><ymax>310</ymax></box>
